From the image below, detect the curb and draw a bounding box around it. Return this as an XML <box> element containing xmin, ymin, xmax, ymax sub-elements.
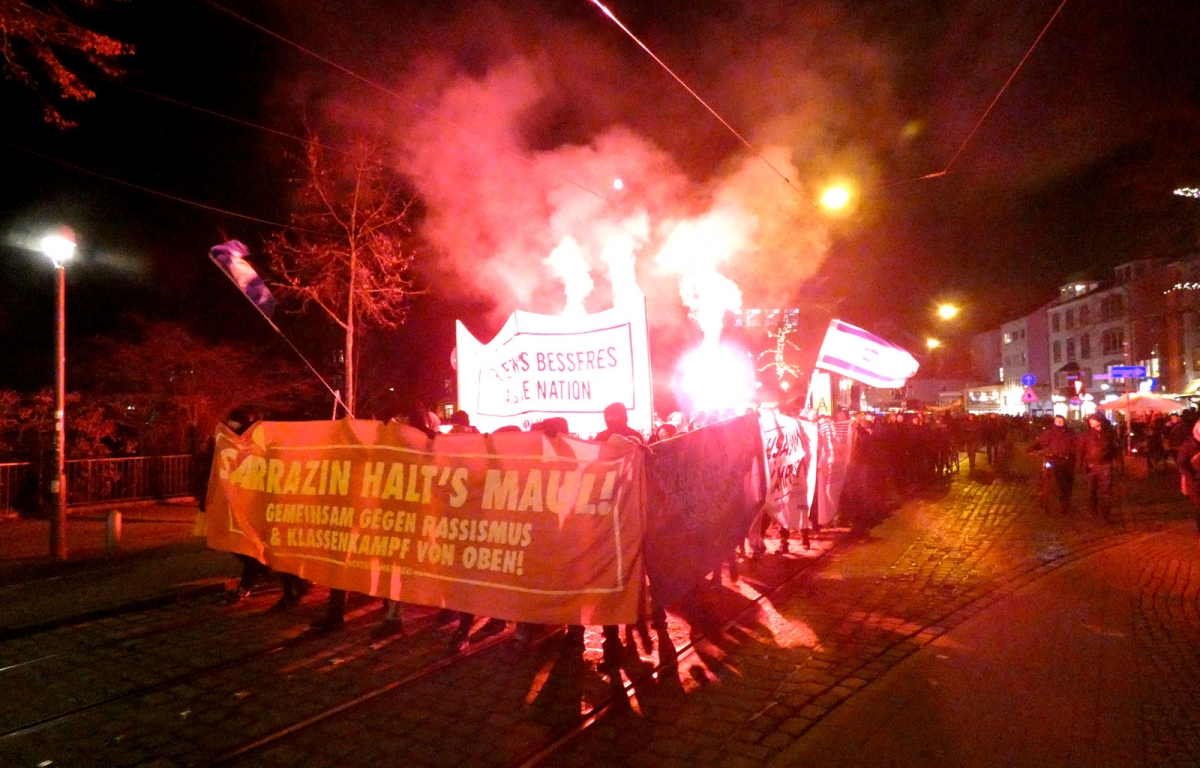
<box><xmin>0</xmin><ymin>577</ymin><xmax>236</xmax><ymax>642</ymax></box>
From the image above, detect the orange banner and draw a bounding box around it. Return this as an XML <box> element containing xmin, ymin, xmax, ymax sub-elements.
<box><xmin>205</xmin><ymin>419</ymin><xmax>645</xmax><ymax>625</ymax></box>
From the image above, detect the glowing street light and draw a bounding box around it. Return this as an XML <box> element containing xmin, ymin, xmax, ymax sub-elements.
<box><xmin>936</xmin><ymin>303</ymin><xmax>959</xmax><ymax>320</ymax></box>
<box><xmin>40</xmin><ymin>225</ymin><xmax>75</xmax><ymax>560</ymax></box>
<box><xmin>819</xmin><ymin>184</ymin><xmax>851</xmax><ymax>212</ymax></box>
<box><xmin>926</xmin><ymin>338</ymin><xmax>942</xmax><ymax>350</ymax></box>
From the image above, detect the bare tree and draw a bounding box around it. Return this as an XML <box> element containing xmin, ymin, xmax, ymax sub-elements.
<box><xmin>0</xmin><ymin>0</ymin><xmax>133</xmax><ymax>127</ymax></box>
<box><xmin>265</xmin><ymin>138</ymin><xmax>418</xmax><ymax>416</ymax></box>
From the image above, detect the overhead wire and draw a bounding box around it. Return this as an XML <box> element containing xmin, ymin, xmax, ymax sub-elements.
<box><xmin>0</xmin><ymin>139</ymin><xmax>301</xmax><ymax>230</ymax></box>
<box><xmin>99</xmin><ymin>77</ymin><xmax>350</xmax><ymax>155</ymax></box>
<box><xmin>937</xmin><ymin>0</ymin><xmax>1071</xmax><ymax>176</ymax></box>
<box><xmin>880</xmin><ymin>0</ymin><xmax>1071</xmax><ymax>190</ymax></box>
<box><xmin>199</xmin><ymin>0</ymin><xmax>615</xmax><ymax>207</ymax></box>
<box><xmin>584</xmin><ymin>0</ymin><xmax>804</xmax><ymax>201</ymax></box>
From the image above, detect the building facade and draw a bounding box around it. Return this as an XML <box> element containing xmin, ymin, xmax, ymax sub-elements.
<box><xmin>1046</xmin><ymin>279</ymin><xmax>1129</xmax><ymax>393</ymax></box>
<box><xmin>969</xmin><ymin>329</ymin><xmax>1003</xmax><ymax>384</ymax></box>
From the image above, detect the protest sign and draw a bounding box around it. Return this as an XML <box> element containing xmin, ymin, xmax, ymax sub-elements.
<box><xmin>757</xmin><ymin>410</ymin><xmax>808</xmax><ymax>532</ymax></box>
<box><xmin>204</xmin><ymin>419</ymin><xmax>645</xmax><ymax>625</ymax></box>
<box><xmin>644</xmin><ymin>413</ymin><xmax>766</xmax><ymax>608</ymax></box>
<box><xmin>455</xmin><ymin>301</ymin><xmax>653</xmax><ymax>436</ymax></box>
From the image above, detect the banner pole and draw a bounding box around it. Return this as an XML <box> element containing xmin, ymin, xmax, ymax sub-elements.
<box><xmin>209</xmin><ymin>250</ymin><xmax>352</xmax><ymax>418</ymax></box>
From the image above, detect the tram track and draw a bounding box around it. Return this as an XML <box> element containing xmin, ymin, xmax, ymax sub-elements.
<box><xmin>0</xmin><ymin>591</ymin><xmax>447</xmax><ymax>739</ymax></box>
<box><xmin>3</xmin><ymin>470</ymin><xmax>1173</xmax><ymax>767</ymax></box>
<box><xmin>0</xmin><ymin>594</ymin><xmax>558</xmax><ymax>764</ymax></box>
<box><xmin>186</xmin><ymin>537</ymin><xmax>837</xmax><ymax>768</ymax></box>
<box><xmin>0</xmin><ymin>623</ymin><xmax>311</xmax><ymax>741</ymax></box>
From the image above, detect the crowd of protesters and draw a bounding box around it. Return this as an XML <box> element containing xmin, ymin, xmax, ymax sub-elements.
<box><xmin>843</xmin><ymin>412</ymin><xmax>1032</xmax><ymax>521</ymax></box>
<box><xmin>841</xmin><ymin>407</ymin><xmax>1200</xmax><ymax>529</ymax></box>
<box><xmin>194</xmin><ymin>397</ymin><xmax>1200</xmax><ymax>678</ymax></box>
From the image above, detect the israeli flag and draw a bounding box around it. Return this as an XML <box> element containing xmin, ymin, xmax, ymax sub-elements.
<box><xmin>815</xmin><ymin>319</ymin><xmax>919</xmax><ymax>389</ymax></box>
<box><xmin>209</xmin><ymin>240</ymin><xmax>275</xmax><ymax>318</ymax></box>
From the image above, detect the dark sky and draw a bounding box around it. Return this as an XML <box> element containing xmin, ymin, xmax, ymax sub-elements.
<box><xmin>2</xmin><ymin>0</ymin><xmax>1198</xmax><ymax>401</ymax></box>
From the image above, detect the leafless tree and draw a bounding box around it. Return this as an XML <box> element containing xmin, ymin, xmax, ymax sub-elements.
<box><xmin>265</xmin><ymin>138</ymin><xmax>418</xmax><ymax>416</ymax></box>
<box><xmin>0</xmin><ymin>0</ymin><xmax>132</xmax><ymax>127</ymax></box>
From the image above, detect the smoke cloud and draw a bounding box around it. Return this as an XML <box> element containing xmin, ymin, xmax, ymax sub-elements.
<box><xmin>280</xmin><ymin>0</ymin><xmax>902</xmax><ymax>348</ymax></box>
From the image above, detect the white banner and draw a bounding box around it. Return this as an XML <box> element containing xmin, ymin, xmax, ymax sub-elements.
<box><xmin>758</xmin><ymin>410</ymin><xmax>807</xmax><ymax>528</ymax></box>
<box><xmin>456</xmin><ymin>301</ymin><xmax>653</xmax><ymax>436</ymax></box>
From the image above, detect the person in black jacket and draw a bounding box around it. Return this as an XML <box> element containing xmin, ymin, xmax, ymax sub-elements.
<box><xmin>200</xmin><ymin>407</ymin><xmax>310</xmax><ymax>609</ymax></box>
<box><xmin>1078</xmin><ymin>414</ymin><xmax>1120</xmax><ymax>521</ymax></box>
<box><xmin>1035</xmin><ymin>415</ymin><xmax>1076</xmax><ymax>514</ymax></box>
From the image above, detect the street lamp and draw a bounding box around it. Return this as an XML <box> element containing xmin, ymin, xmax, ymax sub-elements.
<box><xmin>40</xmin><ymin>226</ymin><xmax>75</xmax><ymax>560</ymax></box>
<box><xmin>936</xmin><ymin>303</ymin><xmax>959</xmax><ymax>321</ymax></box>
<box><xmin>926</xmin><ymin>337</ymin><xmax>942</xmax><ymax>350</ymax></box>
<box><xmin>819</xmin><ymin>184</ymin><xmax>852</xmax><ymax>213</ymax></box>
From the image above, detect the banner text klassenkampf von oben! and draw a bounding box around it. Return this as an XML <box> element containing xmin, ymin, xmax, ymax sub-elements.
<box><xmin>205</xmin><ymin>419</ymin><xmax>646</xmax><ymax>625</ymax></box>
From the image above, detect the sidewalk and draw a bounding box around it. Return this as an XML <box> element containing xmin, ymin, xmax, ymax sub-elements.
<box><xmin>0</xmin><ymin>499</ymin><xmax>240</xmax><ymax>636</ymax></box>
<box><xmin>773</xmin><ymin>521</ymin><xmax>1200</xmax><ymax>767</ymax></box>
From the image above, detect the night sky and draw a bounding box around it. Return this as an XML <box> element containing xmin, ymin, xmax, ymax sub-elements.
<box><xmin>2</xmin><ymin>0</ymin><xmax>1198</xmax><ymax>404</ymax></box>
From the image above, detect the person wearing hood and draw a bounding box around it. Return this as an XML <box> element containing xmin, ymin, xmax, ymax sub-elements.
<box><xmin>1175</xmin><ymin>419</ymin><xmax>1200</xmax><ymax>536</ymax></box>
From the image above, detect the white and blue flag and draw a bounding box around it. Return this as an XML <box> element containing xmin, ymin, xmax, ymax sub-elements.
<box><xmin>209</xmin><ymin>240</ymin><xmax>275</xmax><ymax>318</ymax></box>
<box><xmin>815</xmin><ymin>319</ymin><xmax>919</xmax><ymax>389</ymax></box>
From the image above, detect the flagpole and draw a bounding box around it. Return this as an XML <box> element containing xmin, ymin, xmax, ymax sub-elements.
<box><xmin>209</xmin><ymin>251</ymin><xmax>353</xmax><ymax>418</ymax></box>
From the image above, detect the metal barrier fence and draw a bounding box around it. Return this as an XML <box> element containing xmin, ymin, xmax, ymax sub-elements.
<box><xmin>0</xmin><ymin>455</ymin><xmax>195</xmax><ymax>511</ymax></box>
<box><xmin>0</xmin><ymin>462</ymin><xmax>29</xmax><ymax>513</ymax></box>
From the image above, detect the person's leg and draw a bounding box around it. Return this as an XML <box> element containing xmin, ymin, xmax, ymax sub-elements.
<box><xmin>227</xmin><ymin>555</ymin><xmax>266</xmax><ymax>604</ymax></box>
<box><xmin>1099</xmin><ymin>465</ymin><xmax>1114</xmax><ymax>520</ymax></box>
<box><xmin>600</xmin><ymin>624</ymin><xmax>622</xmax><ymax>673</ymax></box>
<box><xmin>310</xmin><ymin>589</ymin><xmax>347</xmax><ymax>630</ymax></box>
<box><xmin>370</xmin><ymin>599</ymin><xmax>404</xmax><ymax>639</ymax></box>
<box><xmin>450</xmin><ymin>612</ymin><xmax>475</xmax><ymax>648</ymax></box>
<box><xmin>271</xmin><ymin>574</ymin><xmax>306</xmax><ymax>610</ymax></box>
<box><xmin>1054</xmin><ymin>464</ymin><xmax>1073</xmax><ymax>513</ymax></box>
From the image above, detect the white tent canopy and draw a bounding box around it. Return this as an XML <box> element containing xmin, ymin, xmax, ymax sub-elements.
<box><xmin>1096</xmin><ymin>392</ymin><xmax>1183</xmax><ymax>413</ymax></box>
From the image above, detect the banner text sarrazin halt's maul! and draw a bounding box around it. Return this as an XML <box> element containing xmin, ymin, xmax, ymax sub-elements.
<box><xmin>205</xmin><ymin>419</ymin><xmax>646</xmax><ymax>625</ymax></box>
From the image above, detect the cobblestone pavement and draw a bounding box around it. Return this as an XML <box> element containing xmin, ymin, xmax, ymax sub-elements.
<box><xmin>1131</xmin><ymin>531</ymin><xmax>1200</xmax><ymax>766</ymax></box>
<box><xmin>0</xmin><ymin>465</ymin><xmax>1196</xmax><ymax>768</ymax></box>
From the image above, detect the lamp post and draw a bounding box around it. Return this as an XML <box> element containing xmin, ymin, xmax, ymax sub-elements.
<box><xmin>40</xmin><ymin>226</ymin><xmax>75</xmax><ymax>560</ymax></box>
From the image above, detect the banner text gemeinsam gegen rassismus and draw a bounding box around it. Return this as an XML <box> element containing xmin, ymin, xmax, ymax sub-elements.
<box><xmin>205</xmin><ymin>419</ymin><xmax>646</xmax><ymax>625</ymax></box>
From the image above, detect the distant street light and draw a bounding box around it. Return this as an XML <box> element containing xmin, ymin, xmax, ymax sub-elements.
<box><xmin>937</xmin><ymin>303</ymin><xmax>959</xmax><ymax>320</ymax></box>
<box><xmin>926</xmin><ymin>338</ymin><xmax>942</xmax><ymax>350</ymax></box>
<box><xmin>40</xmin><ymin>226</ymin><xmax>75</xmax><ymax>560</ymax></box>
<box><xmin>1173</xmin><ymin>187</ymin><xmax>1200</xmax><ymax>198</ymax></box>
